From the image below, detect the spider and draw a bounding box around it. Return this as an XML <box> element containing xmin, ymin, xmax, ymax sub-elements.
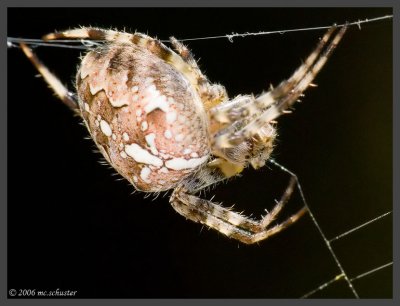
<box><xmin>20</xmin><ymin>25</ymin><xmax>347</xmax><ymax>244</ymax></box>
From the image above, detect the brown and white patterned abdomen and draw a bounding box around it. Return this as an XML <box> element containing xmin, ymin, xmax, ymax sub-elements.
<box><xmin>76</xmin><ymin>43</ymin><xmax>210</xmax><ymax>192</ymax></box>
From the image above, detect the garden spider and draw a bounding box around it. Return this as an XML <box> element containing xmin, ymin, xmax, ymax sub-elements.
<box><xmin>20</xmin><ymin>25</ymin><xmax>347</xmax><ymax>244</ymax></box>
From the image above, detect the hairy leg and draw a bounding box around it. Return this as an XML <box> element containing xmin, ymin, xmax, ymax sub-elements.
<box><xmin>20</xmin><ymin>43</ymin><xmax>79</xmax><ymax>111</ymax></box>
<box><xmin>210</xmin><ymin>26</ymin><xmax>343</xmax><ymax>126</ymax></box>
<box><xmin>171</xmin><ymin>166</ymin><xmax>307</xmax><ymax>244</ymax></box>
<box><xmin>43</xmin><ymin>27</ymin><xmax>209</xmax><ymax>93</ymax></box>
<box><xmin>212</xmin><ymin>25</ymin><xmax>347</xmax><ymax>153</ymax></box>
<box><xmin>169</xmin><ymin>36</ymin><xmax>228</xmax><ymax>110</ymax></box>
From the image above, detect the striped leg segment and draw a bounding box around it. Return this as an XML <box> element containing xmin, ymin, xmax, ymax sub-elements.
<box><xmin>20</xmin><ymin>43</ymin><xmax>79</xmax><ymax>111</ymax></box>
<box><xmin>43</xmin><ymin>27</ymin><xmax>214</xmax><ymax>94</ymax></box>
<box><xmin>169</xmin><ymin>36</ymin><xmax>228</xmax><ymax>110</ymax></box>
<box><xmin>211</xmin><ymin>25</ymin><xmax>347</xmax><ymax>151</ymax></box>
<box><xmin>44</xmin><ymin>27</ymin><xmax>228</xmax><ymax>111</ymax></box>
<box><xmin>169</xmin><ymin>36</ymin><xmax>199</xmax><ymax>69</ymax></box>
<box><xmin>211</xmin><ymin>26</ymin><xmax>341</xmax><ymax>125</ymax></box>
<box><xmin>251</xmin><ymin>25</ymin><xmax>348</xmax><ymax>123</ymax></box>
<box><xmin>170</xmin><ymin>174</ymin><xmax>307</xmax><ymax>244</ymax></box>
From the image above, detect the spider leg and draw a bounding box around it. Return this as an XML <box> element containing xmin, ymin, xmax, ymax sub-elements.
<box><xmin>169</xmin><ymin>36</ymin><xmax>228</xmax><ymax>110</ymax></box>
<box><xmin>213</xmin><ymin>25</ymin><xmax>347</xmax><ymax>150</ymax></box>
<box><xmin>253</xmin><ymin>24</ymin><xmax>348</xmax><ymax>122</ymax></box>
<box><xmin>19</xmin><ymin>43</ymin><xmax>79</xmax><ymax>112</ymax></box>
<box><xmin>43</xmin><ymin>27</ymin><xmax>204</xmax><ymax>92</ymax></box>
<box><xmin>210</xmin><ymin>25</ymin><xmax>343</xmax><ymax>126</ymax></box>
<box><xmin>44</xmin><ymin>27</ymin><xmax>228</xmax><ymax>110</ymax></box>
<box><xmin>171</xmin><ymin>169</ymin><xmax>307</xmax><ymax>244</ymax></box>
<box><xmin>169</xmin><ymin>37</ymin><xmax>199</xmax><ymax>69</ymax></box>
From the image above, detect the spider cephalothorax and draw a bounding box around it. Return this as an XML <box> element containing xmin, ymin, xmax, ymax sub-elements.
<box><xmin>20</xmin><ymin>25</ymin><xmax>346</xmax><ymax>244</ymax></box>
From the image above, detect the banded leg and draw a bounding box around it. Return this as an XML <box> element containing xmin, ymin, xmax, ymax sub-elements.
<box><xmin>170</xmin><ymin>171</ymin><xmax>307</xmax><ymax>244</ymax></box>
<box><xmin>43</xmin><ymin>27</ymin><xmax>207</xmax><ymax>91</ymax></box>
<box><xmin>20</xmin><ymin>43</ymin><xmax>79</xmax><ymax>112</ymax></box>
<box><xmin>214</xmin><ymin>25</ymin><xmax>347</xmax><ymax>150</ymax></box>
<box><xmin>169</xmin><ymin>36</ymin><xmax>199</xmax><ymax>70</ymax></box>
<box><xmin>170</xmin><ymin>36</ymin><xmax>228</xmax><ymax>110</ymax></box>
<box><xmin>211</xmin><ymin>25</ymin><xmax>346</xmax><ymax>127</ymax></box>
<box><xmin>44</xmin><ymin>27</ymin><xmax>228</xmax><ymax>109</ymax></box>
<box><xmin>252</xmin><ymin>25</ymin><xmax>348</xmax><ymax>122</ymax></box>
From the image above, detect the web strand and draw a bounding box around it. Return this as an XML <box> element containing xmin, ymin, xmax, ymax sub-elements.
<box><xmin>349</xmin><ymin>262</ymin><xmax>393</xmax><ymax>282</ymax></box>
<box><xmin>7</xmin><ymin>14</ymin><xmax>392</xmax><ymax>49</ymax></box>
<box><xmin>329</xmin><ymin>211</ymin><xmax>391</xmax><ymax>243</ymax></box>
<box><xmin>176</xmin><ymin>14</ymin><xmax>393</xmax><ymax>42</ymax></box>
<box><xmin>269</xmin><ymin>159</ymin><xmax>360</xmax><ymax>298</ymax></box>
<box><xmin>301</xmin><ymin>262</ymin><xmax>393</xmax><ymax>298</ymax></box>
<box><xmin>299</xmin><ymin>209</ymin><xmax>392</xmax><ymax>298</ymax></box>
<box><xmin>301</xmin><ymin>274</ymin><xmax>345</xmax><ymax>299</ymax></box>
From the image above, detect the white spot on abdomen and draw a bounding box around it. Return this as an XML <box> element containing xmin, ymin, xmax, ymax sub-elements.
<box><xmin>100</xmin><ymin>120</ymin><xmax>112</xmax><ymax>136</ymax></box>
<box><xmin>140</xmin><ymin>167</ymin><xmax>151</xmax><ymax>183</ymax></box>
<box><xmin>125</xmin><ymin>143</ymin><xmax>163</xmax><ymax>167</ymax></box>
<box><xmin>164</xmin><ymin>130</ymin><xmax>172</xmax><ymax>139</ymax></box>
<box><xmin>159</xmin><ymin>167</ymin><xmax>169</xmax><ymax>174</ymax></box>
<box><xmin>120</xmin><ymin>151</ymin><xmax>127</xmax><ymax>159</ymax></box>
<box><xmin>122</xmin><ymin>132</ymin><xmax>130</xmax><ymax>141</ymax></box>
<box><xmin>143</xmin><ymin>85</ymin><xmax>169</xmax><ymax>113</ymax></box>
<box><xmin>141</xmin><ymin>121</ymin><xmax>148</xmax><ymax>131</ymax></box>
<box><xmin>165</xmin><ymin>155</ymin><xmax>208</xmax><ymax>170</ymax></box>
<box><xmin>145</xmin><ymin>133</ymin><xmax>159</xmax><ymax>155</ymax></box>
<box><xmin>166</xmin><ymin>111</ymin><xmax>177</xmax><ymax>124</ymax></box>
<box><xmin>109</xmin><ymin>98</ymin><xmax>129</xmax><ymax>107</ymax></box>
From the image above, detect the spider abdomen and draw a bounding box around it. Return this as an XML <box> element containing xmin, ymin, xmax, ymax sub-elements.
<box><xmin>76</xmin><ymin>43</ymin><xmax>210</xmax><ymax>191</ymax></box>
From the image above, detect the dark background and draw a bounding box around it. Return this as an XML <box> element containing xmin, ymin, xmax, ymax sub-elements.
<box><xmin>7</xmin><ymin>8</ymin><xmax>392</xmax><ymax>298</ymax></box>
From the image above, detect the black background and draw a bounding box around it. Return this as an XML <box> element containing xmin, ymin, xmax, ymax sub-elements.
<box><xmin>8</xmin><ymin>8</ymin><xmax>392</xmax><ymax>298</ymax></box>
